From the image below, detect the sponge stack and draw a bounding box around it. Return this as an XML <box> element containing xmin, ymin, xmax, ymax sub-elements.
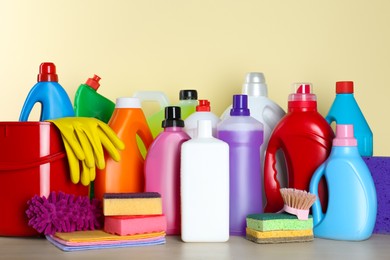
<box><xmin>103</xmin><ymin>192</ymin><xmax>167</xmax><ymax>236</ymax></box>
<box><xmin>246</xmin><ymin>213</ymin><xmax>314</xmax><ymax>244</ymax></box>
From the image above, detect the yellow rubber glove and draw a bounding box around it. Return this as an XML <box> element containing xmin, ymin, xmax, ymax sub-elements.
<box><xmin>48</xmin><ymin>117</ymin><xmax>125</xmax><ymax>186</ymax></box>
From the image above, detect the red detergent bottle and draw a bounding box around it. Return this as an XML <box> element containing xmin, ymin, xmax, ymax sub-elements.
<box><xmin>263</xmin><ymin>83</ymin><xmax>334</xmax><ymax>213</ymax></box>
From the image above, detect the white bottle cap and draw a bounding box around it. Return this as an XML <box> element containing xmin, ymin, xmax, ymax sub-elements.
<box><xmin>115</xmin><ymin>97</ymin><xmax>141</xmax><ymax>108</ymax></box>
<box><xmin>197</xmin><ymin>120</ymin><xmax>212</xmax><ymax>138</ymax></box>
<box><xmin>242</xmin><ymin>72</ymin><xmax>268</xmax><ymax>97</ymax></box>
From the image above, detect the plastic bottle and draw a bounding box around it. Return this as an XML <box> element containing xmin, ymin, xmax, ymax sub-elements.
<box><xmin>74</xmin><ymin>75</ymin><xmax>115</xmax><ymax>123</ymax></box>
<box><xmin>221</xmin><ymin>72</ymin><xmax>287</xmax><ymax>200</ymax></box>
<box><xmin>326</xmin><ymin>81</ymin><xmax>373</xmax><ymax>156</ymax></box>
<box><xmin>144</xmin><ymin>106</ymin><xmax>190</xmax><ymax>235</ymax></box>
<box><xmin>133</xmin><ymin>91</ymin><xmax>170</xmax><ymax>138</ymax></box>
<box><xmin>217</xmin><ymin>94</ymin><xmax>264</xmax><ymax>236</ymax></box>
<box><xmin>19</xmin><ymin>62</ymin><xmax>74</xmax><ymax>121</ymax></box>
<box><xmin>309</xmin><ymin>124</ymin><xmax>377</xmax><ymax>241</ymax></box>
<box><xmin>94</xmin><ymin>97</ymin><xmax>153</xmax><ymax>201</ymax></box>
<box><xmin>263</xmin><ymin>83</ymin><xmax>334</xmax><ymax>213</ymax></box>
<box><xmin>184</xmin><ymin>99</ymin><xmax>221</xmax><ymax>138</ymax></box>
<box><xmin>181</xmin><ymin>120</ymin><xmax>229</xmax><ymax>242</ymax></box>
<box><xmin>178</xmin><ymin>89</ymin><xmax>198</xmax><ymax>120</ymax></box>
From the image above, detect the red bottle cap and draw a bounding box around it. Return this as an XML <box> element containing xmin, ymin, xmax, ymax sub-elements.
<box><xmin>336</xmin><ymin>81</ymin><xmax>354</xmax><ymax>94</ymax></box>
<box><xmin>37</xmin><ymin>62</ymin><xmax>58</xmax><ymax>82</ymax></box>
<box><xmin>85</xmin><ymin>75</ymin><xmax>101</xmax><ymax>90</ymax></box>
<box><xmin>196</xmin><ymin>99</ymin><xmax>211</xmax><ymax>112</ymax></box>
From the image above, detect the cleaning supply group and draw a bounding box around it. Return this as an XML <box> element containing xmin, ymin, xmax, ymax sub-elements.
<box><xmin>17</xmin><ymin>62</ymin><xmax>376</xmax><ymax>246</ymax></box>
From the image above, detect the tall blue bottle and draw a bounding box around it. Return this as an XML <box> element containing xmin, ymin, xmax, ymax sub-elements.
<box><xmin>325</xmin><ymin>81</ymin><xmax>373</xmax><ymax>156</ymax></box>
<box><xmin>19</xmin><ymin>62</ymin><xmax>75</xmax><ymax>121</ymax></box>
<box><xmin>309</xmin><ymin>124</ymin><xmax>377</xmax><ymax>241</ymax></box>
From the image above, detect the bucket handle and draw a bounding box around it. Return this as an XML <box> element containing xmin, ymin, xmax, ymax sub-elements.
<box><xmin>0</xmin><ymin>152</ymin><xmax>66</xmax><ymax>171</ymax></box>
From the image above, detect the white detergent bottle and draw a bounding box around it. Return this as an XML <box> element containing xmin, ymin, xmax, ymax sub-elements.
<box><xmin>221</xmin><ymin>72</ymin><xmax>287</xmax><ymax>198</ymax></box>
<box><xmin>184</xmin><ymin>99</ymin><xmax>221</xmax><ymax>138</ymax></box>
<box><xmin>181</xmin><ymin>120</ymin><xmax>229</xmax><ymax>242</ymax></box>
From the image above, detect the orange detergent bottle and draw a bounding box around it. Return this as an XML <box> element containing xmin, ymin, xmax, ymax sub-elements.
<box><xmin>94</xmin><ymin>97</ymin><xmax>154</xmax><ymax>200</ymax></box>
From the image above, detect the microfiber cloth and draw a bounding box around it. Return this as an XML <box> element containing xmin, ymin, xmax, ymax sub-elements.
<box><xmin>54</xmin><ymin>230</ymin><xmax>165</xmax><ymax>242</ymax></box>
<box><xmin>46</xmin><ymin>235</ymin><xmax>166</xmax><ymax>252</ymax></box>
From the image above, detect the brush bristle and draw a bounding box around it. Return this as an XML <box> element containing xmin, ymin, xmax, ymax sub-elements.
<box><xmin>280</xmin><ymin>188</ymin><xmax>317</xmax><ymax>210</ymax></box>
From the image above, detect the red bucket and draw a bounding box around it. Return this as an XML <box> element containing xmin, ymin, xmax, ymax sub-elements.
<box><xmin>0</xmin><ymin>122</ymin><xmax>89</xmax><ymax>236</ymax></box>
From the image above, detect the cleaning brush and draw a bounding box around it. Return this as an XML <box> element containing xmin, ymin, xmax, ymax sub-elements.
<box><xmin>280</xmin><ymin>188</ymin><xmax>317</xmax><ymax>220</ymax></box>
<box><xmin>26</xmin><ymin>191</ymin><xmax>102</xmax><ymax>235</ymax></box>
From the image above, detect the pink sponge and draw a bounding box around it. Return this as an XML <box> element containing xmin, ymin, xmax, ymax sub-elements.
<box><xmin>104</xmin><ymin>215</ymin><xmax>167</xmax><ymax>236</ymax></box>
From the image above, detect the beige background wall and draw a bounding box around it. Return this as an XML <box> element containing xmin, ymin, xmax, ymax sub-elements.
<box><xmin>0</xmin><ymin>0</ymin><xmax>389</xmax><ymax>155</ymax></box>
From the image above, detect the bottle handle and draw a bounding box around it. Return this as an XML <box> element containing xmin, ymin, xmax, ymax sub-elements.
<box><xmin>19</xmin><ymin>87</ymin><xmax>42</xmax><ymax>121</ymax></box>
<box><xmin>133</xmin><ymin>91</ymin><xmax>170</xmax><ymax>108</ymax></box>
<box><xmin>309</xmin><ymin>163</ymin><xmax>326</xmax><ymax>226</ymax></box>
<box><xmin>325</xmin><ymin>114</ymin><xmax>335</xmax><ymax>125</ymax></box>
<box><xmin>263</xmin><ymin>137</ymin><xmax>284</xmax><ymax>213</ymax></box>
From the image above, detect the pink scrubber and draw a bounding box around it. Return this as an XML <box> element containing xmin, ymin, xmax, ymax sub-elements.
<box><xmin>104</xmin><ymin>215</ymin><xmax>167</xmax><ymax>236</ymax></box>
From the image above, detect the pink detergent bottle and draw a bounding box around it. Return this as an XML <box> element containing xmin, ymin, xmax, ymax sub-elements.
<box><xmin>144</xmin><ymin>106</ymin><xmax>190</xmax><ymax>235</ymax></box>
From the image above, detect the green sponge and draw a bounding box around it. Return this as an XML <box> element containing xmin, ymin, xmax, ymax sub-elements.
<box><xmin>246</xmin><ymin>213</ymin><xmax>313</xmax><ymax>232</ymax></box>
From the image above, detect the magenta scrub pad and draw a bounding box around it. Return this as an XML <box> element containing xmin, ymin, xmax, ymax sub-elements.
<box><xmin>363</xmin><ymin>156</ymin><xmax>390</xmax><ymax>234</ymax></box>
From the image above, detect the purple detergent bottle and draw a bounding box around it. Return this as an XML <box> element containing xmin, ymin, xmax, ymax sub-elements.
<box><xmin>217</xmin><ymin>94</ymin><xmax>264</xmax><ymax>236</ymax></box>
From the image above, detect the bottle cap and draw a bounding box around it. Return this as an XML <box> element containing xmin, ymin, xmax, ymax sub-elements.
<box><xmin>197</xmin><ymin>120</ymin><xmax>212</xmax><ymax>138</ymax></box>
<box><xmin>162</xmin><ymin>106</ymin><xmax>184</xmax><ymax>128</ymax></box>
<box><xmin>85</xmin><ymin>75</ymin><xmax>101</xmax><ymax>90</ymax></box>
<box><xmin>336</xmin><ymin>81</ymin><xmax>354</xmax><ymax>94</ymax></box>
<box><xmin>115</xmin><ymin>97</ymin><xmax>141</xmax><ymax>108</ymax></box>
<box><xmin>230</xmin><ymin>94</ymin><xmax>250</xmax><ymax>116</ymax></box>
<box><xmin>333</xmin><ymin>124</ymin><xmax>357</xmax><ymax>147</ymax></box>
<box><xmin>196</xmin><ymin>100</ymin><xmax>211</xmax><ymax>112</ymax></box>
<box><xmin>179</xmin><ymin>90</ymin><xmax>198</xmax><ymax>100</ymax></box>
<box><xmin>242</xmin><ymin>72</ymin><xmax>268</xmax><ymax>97</ymax></box>
<box><xmin>37</xmin><ymin>62</ymin><xmax>58</xmax><ymax>82</ymax></box>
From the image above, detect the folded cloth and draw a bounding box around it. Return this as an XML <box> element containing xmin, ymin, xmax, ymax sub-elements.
<box><xmin>46</xmin><ymin>235</ymin><xmax>165</xmax><ymax>252</ymax></box>
<box><xmin>54</xmin><ymin>230</ymin><xmax>165</xmax><ymax>242</ymax></box>
<box><xmin>46</xmin><ymin>230</ymin><xmax>166</xmax><ymax>251</ymax></box>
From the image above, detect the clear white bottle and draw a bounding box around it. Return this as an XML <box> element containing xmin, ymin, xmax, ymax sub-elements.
<box><xmin>181</xmin><ymin>120</ymin><xmax>229</xmax><ymax>242</ymax></box>
<box><xmin>184</xmin><ymin>99</ymin><xmax>221</xmax><ymax>138</ymax></box>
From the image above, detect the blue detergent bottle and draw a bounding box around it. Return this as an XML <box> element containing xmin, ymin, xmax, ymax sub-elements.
<box><xmin>309</xmin><ymin>124</ymin><xmax>377</xmax><ymax>241</ymax></box>
<box><xmin>19</xmin><ymin>62</ymin><xmax>75</xmax><ymax>121</ymax></box>
<box><xmin>325</xmin><ymin>81</ymin><xmax>373</xmax><ymax>156</ymax></box>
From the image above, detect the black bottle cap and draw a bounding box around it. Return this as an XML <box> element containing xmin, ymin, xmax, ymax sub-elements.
<box><xmin>162</xmin><ymin>106</ymin><xmax>184</xmax><ymax>128</ymax></box>
<box><xmin>179</xmin><ymin>90</ymin><xmax>198</xmax><ymax>100</ymax></box>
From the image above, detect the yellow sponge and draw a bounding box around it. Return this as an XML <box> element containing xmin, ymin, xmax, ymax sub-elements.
<box><xmin>246</xmin><ymin>228</ymin><xmax>313</xmax><ymax>244</ymax></box>
<box><xmin>103</xmin><ymin>192</ymin><xmax>162</xmax><ymax>216</ymax></box>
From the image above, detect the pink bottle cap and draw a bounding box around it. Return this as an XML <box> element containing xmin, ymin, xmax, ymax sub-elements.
<box><xmin>333</xmin><ymin>124</ymin><xmax>357</xmax><ymax>147</ymax></box>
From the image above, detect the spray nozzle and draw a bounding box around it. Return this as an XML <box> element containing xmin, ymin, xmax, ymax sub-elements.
<box><xmin>85</xmin><ymin>75</ymin><xmax>101</xmax><ymax>90</ymax></box>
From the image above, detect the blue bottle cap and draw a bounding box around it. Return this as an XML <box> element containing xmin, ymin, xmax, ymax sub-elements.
<box><xmin>230</xmin><ymin>94</ymin><xmax>250</xmax><ymax>116</ymax></box>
